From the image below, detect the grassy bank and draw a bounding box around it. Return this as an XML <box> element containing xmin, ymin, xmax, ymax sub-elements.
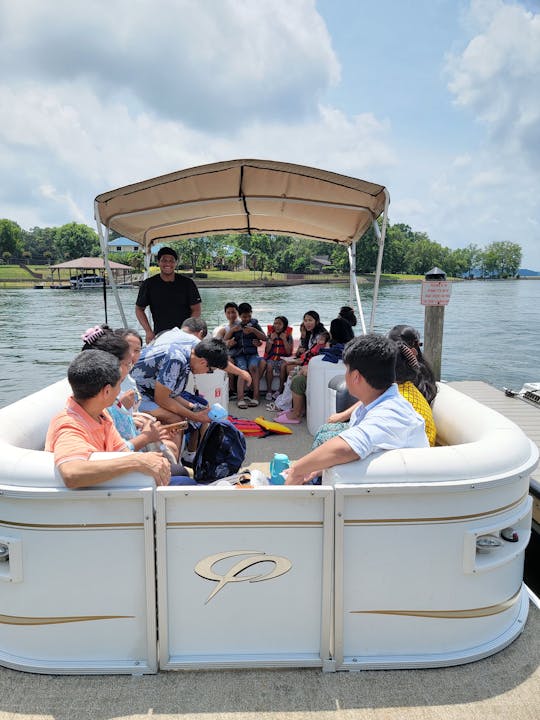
<box><xmin>0</xmin><ymin>264</ymin><xmax>432</xmax><ymax>289</ymax></box>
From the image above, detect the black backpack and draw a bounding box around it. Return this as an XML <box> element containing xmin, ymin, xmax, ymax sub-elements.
<box><xmin>193</xmin><ymin>419</ymin><xmax>247</xmax><ymax>484</ymax></box>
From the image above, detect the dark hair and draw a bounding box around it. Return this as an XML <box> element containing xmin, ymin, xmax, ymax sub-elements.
<box><xmin>388</xmin><ymin>325</ymin><xmax>421</xmax><ymax>348</ymax></box>
<box><xmin>304</xmin><ymin>310</ymin><xmax>320</xmax><ymax>324</ymax></box>
<box><xmin>182</xmin><ymin>317</ymin><xmax>208</xmax><ymax>337</ymax></box>
<box><xmin>339</xmin><ymin>306</ymin><xmax>357</xmax><ymax>327</ymax></box>
<box><xmin>68</xmin><ymin>349</ymin><xmax>121</xmax><ymax>401</ymax></box>
<box><xmin>193</xmin><ymin>338</ymin><xmax>229</xmax><ymax>370</ymax></box>
<box><xmin>157</xmin><ymin>246</ymin><xmax>178</xmax><ymax>261</ymax></box>
<box><xmin>224</xmin><ymin>302</ymin><xmax>238</xmax><ymax>312</ymax></box>
<box><xmin>343</xmin><ymin>334</ymin><xmax>397</xmax><ymax>390</ymax></box>
<box><xmin>388</xmin><ymin>324</ymin><xmax>437</xmax><ymax>404</ymax></box>
<box><xmin>330</xmin><ymin>317</ymin><xmax>354</xmax><ymax>345</ymax></box>
<box><xmin>82</xmin><ymin>325</ymin><xmax>129</xmax><ymax>362</ymax></box>
<box><xmin>274</xmin><ymin>315</ymin><xmax>289</xmax><ymax>330</ymax></box>
<box><xmin>238</xmin><ymin>302</ymin><xmax>252</xmax><ymax>315</ymax></box>
<box><xmin>302</xmin><ymin>310</ymin><xmax>326</xmax><ymax>350</ymax></box>
<box><xmin>114</xmin><ymin>327</ymin><xmax>143</xmax><ymax>346</ymax></box>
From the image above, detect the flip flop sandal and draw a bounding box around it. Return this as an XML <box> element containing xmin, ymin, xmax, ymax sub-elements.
<box><xmin>275</xmin><ymin>412</ymin><xmax>301</xmax><ymax>424</ymax></box>
<box><xmin>247</xmin><ymin>398</ymin><xmax>260</xmax><ymax>407</ymax></box>
<box><xmin>265</xmin><ymin>402</ymin><xmax>277</xmax><ymax>411</ymax></box>
<box><xmin>237</xmin><ymin>399</ymin><xmax>248</xmax><ymax>409</ymax></box>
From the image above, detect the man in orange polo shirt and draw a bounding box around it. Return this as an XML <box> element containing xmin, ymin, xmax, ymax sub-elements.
<box><xmin>46</xmin><ymin>349</ymin><xmax>171</xmax><ymax>488</ymax></box>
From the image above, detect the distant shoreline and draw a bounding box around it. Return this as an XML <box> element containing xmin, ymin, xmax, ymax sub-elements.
<box><xmin>1</xmin><ymin>273</ymin><xmax>539</xmax><ymax>290</ymax></box>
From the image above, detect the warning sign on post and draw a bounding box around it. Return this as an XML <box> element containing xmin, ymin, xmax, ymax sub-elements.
<box><xmin>421</xmin><ymin>281</ymin><xmax>451</xmax><ymax>306</ymax></box>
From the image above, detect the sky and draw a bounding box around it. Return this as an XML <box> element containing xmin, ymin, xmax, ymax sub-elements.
<box><xmin>1</xmin><ymin>0</ymin><xmax>539</xmax><ymax>268</ymax></box>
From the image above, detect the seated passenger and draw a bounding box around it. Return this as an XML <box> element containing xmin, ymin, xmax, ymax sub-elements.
<box><xmin>261</xmin><ymin>315</ymin><xmax>293</xmax><ymax>399</ymax></box>
<box><xmin>131</xmin><ymin>336</ymin><xmax>229</xmax><ymax>463</ymax></box>
<box><xmin>284</xmin><ymin>334</ymin><xmax>429</xmax><ymax>485</ymax></box>
<box><xmin>313</xmin><ymin>336</ymin><xmax>437</xmax><ymax>448</ymax></box>
<box><xmin>330</xmin><ymin>316</ymin><xmax>354</xmax><ymax>345</ymax></box>
<box><xmin>294</xmin><ymin>310</ymin><xmax>326</xmax><ymax>358</ymax></box>
<box><xmin>81</xmin><ymin>325</ymin><xmax>182</xmax><ymax>463</ymax></box>
<box><xmin>114</xmin><ymin>328</ymin><xmax>143</xmax><ymax>413</ymax></box>
<box><xmin>213</xmin><ymin>302</ymin><xmax>240</xmax><ymax>344</ymax></box>
<box><xmin>276</xmin><ymin>330</ymin><xmax>331</xmax><ymax>424</ymax></box>
<box><xmin>388</xmin><ymin>324</ymin><xmax>437</xmax><ymax>405</ymax></box>
<box><xmin>223</xmin><ymin>302</ymin><xmax>266</xmax><ymax>409</ymax></box>
<box><xmin>45</xmin><ymin>349</ymin><xmax>171</xmax><ymax>488</ymax></box>
<box><xmin>338</xmin><ymin>305</ymin><xmax>357</xmax><ymax>329</ymax></box>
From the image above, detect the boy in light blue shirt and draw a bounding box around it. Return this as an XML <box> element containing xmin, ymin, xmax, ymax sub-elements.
<box><xmin>285</xmin><ymin>334</ymin><xmax>429</xmax><ymax>485</ymax></box>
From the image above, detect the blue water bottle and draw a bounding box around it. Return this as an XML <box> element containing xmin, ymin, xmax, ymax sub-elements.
<box><xmin>269</xmin><ymin>453</ymin><xmax>290</xmax><ymax>485</ymax></box>
<box><xmin>208</xmin><ymin>403</ymin><xmax>227</xmax><ymax>421</ymax></box>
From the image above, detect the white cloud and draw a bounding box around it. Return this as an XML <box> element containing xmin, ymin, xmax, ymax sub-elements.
<box><xmin>0</xmin><ymin>75</ymin><xmax>396</xmax><ymax>230</ymax></box>
<box><xmin>447</xmin><ymin>0</ymin><xmax>540</xmax><ymax>165</ymax></box>
<box><xmin>452</xmin><ymin>153</ymin><xmax>472</xmax><ymax>167</ymax></box>
<box><xmin>418</xmin><ymin>0</ymin><xmax>540</xmax><ymax>266</ymax></box>
<box><xmin>1</xmin><ymin>0</ymin><xmax>538</xmax><ymax>270</ymax></box>
<box><xmin>39</xmin><ymin>184</ymin><xmax>86</xmax><ymax>222</ymax></box>
<box><xmin>0</xmin><ymin>0</ymin><xmax>340</xmax><ymax>130</ymax></box>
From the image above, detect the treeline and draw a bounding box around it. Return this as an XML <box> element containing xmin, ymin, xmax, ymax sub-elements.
<box><xmin>0</xmin><ymin>220</ymin><xmax>101</xmax><ymax>265</ymax></box>
<box><xmin>0</xmin><ymin>217</ymin><xmax>523</xmax><ymax>278</ymax></box>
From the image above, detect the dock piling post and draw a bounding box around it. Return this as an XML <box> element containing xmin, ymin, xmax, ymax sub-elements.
<box><xmin>421</xmin><ymin>267</ymin><xmax>451</xmax><ymax>382</ymax></box>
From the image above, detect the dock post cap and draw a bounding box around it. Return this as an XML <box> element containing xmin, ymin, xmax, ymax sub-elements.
<box><xmin>425</xmin><ymin>267</ymin><xmax>447</xmax><ymax>280</ymax></box>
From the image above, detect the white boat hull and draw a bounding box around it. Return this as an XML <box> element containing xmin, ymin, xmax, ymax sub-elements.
<box><xmin>0</xmin><ymin>380</ymin><xmax>537</xmax><ymax>673</ymax></box>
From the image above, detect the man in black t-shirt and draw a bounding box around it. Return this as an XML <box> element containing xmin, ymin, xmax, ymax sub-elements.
<box><xmin>135</xmin><ymin>247</ymin><xmax>202</xmax><ymax>344</ymax></box>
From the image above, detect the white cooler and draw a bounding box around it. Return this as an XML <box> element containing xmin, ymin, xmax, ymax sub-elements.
<box><xmin>185</xmin><ymin>369</ymin><xmax>229</xmax><ymax>411</ymax></box>
<box><xmin>306</xmin><ymin>356</ymin><xmax>345</xmax><ymax>436</ymax></box>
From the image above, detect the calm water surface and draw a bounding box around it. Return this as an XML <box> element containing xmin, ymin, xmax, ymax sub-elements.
<box><xmin>0</xmin><ymin>280</ymin><xmax>538</xmax><ymax>407</ymax></box>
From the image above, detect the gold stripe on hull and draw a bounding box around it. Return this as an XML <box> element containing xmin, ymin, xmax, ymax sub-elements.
<box><xmin>0</xmin><ymin>520</ymin><xmax>143</xmax><ymax>530</ymax></box>
<box><xmin>350</xmin><ymin>589</ymin><xmax>521</xmax><ymax>619</ymax></box>
<box><xmin>0</xmin><ymin>614</ymin><xmax>134</xmax><ymax>626</ymax></box>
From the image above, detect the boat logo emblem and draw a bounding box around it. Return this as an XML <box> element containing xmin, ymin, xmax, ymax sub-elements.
<box><xmin>194</xmin><ymin>550</ymin><xmax>292</xmax><ymax>603</ymax></box>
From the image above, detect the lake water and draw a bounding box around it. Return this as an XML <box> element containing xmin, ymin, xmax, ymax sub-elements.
<box><xmin>0</xmin><ymin>279</ymin><xmax>539</xmax><ymax>408</ymax></box>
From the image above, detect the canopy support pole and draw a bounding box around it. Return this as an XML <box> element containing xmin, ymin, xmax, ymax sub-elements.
<box><xmin>347</xmin><ymin>244</ymin><xmax>367</xmax><ymax>335</ymax></box>
<box><xmin>369</xmin><ymin>189</ymin><xmax>390</xmax><ymax>332</ymax></box>
<box><xmin>143</xmin><ymin>247</ymin><xmax>151</xmax><ymax>279</ymax></box>
<box><xmin>94</xmin><ymin>202</ymin><xmax>128</xmax><ymax>328</ymax></box>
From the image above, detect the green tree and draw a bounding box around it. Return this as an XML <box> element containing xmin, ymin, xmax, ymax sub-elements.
<box><xmin>483</xmin><ymin>241</ymin><xmax>522</xmax><ymax>277</ymax></box>
<box><xmin>403</xmin><ymin>233</ymin><xmax>449</xmax><ymax>275</ymax></box>
<box><xmin>0</xmin><ymin>219</ymin><xmax>24</xmax><ymax>257</ymax></box>
<box><xmin>171</xmin><ymin>236</ymin><xmax>224</xmax><ymax>276</ymax></box>
<box><xmin>462</xmin><ymin>243</ymin><xmax>482</xmax><ymax>277</ymax></box>
<box><xmin>21</xmin><ymin>226</ymin><xmax>57</xmax><ymax>262</ymax></box>
<box><xmin>53</xmin><ymin>223</ymin><xmax>100</xmax><ymax>260</ymax></box>
<box><xmin>446</xmin><ymin>247</ymin><xmax>470</xmax><ymax>278</ymax></box>
<box><xmin>108</xmin><ymin>251</ymin><xmax>144</xmax><ymax>273</ymax></box>
<box><xmin>330</xmin><ymin>245</ymin><xmax>349</xmax><ymax>273</ymax></box>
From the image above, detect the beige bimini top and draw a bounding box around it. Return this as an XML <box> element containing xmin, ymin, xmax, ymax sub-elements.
<box><xmin>94</xmin><ymin>159</ymin><xmax>388</xmax><ymax>253</ymax></box>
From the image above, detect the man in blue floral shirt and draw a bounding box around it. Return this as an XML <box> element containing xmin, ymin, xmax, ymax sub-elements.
<box><xmin>132</xmin><ymin>337</ymin><xmax>229</xmax><ymax>427</ymax></box>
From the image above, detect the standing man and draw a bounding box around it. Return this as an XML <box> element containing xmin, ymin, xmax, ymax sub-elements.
<box><xmin>135</xmin><ymin>247</ymin><xmax>202</xmax><ymax>344</ymax></box>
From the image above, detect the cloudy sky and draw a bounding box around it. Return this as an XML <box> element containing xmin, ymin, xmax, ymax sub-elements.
<box><xmin>1</xmin><ymin>0</ymin><xmax>539</xmax><ymax>267</ymax></box>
